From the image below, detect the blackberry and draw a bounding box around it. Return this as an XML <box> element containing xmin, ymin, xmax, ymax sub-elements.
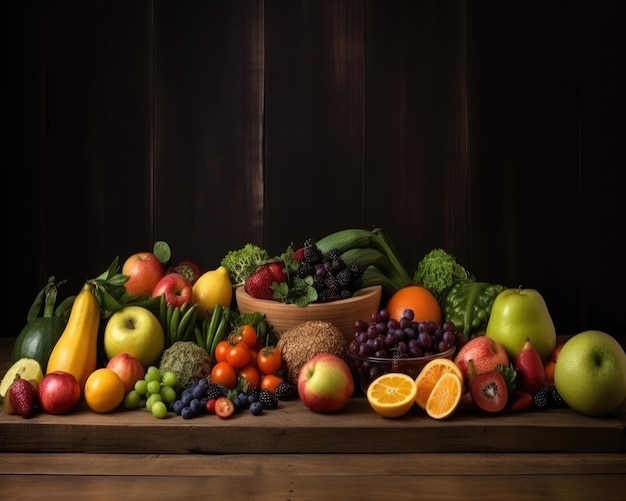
<box><xmin>533</xmin><ymin>387</ymin><xmax>550</xmax><ymax>410</ymax></box>
<box><xmin>327</xmin><ymin>248</ymin><xmax>342</xmax><ymax>263</ymax></box>
<box><xmin>249</xmin><ymin>387</ymin><xmax>260</xmax><ymax>402</ymax></box>
<box><xmin>258</xmin><ymin>389</ymin><xmax>279</xmax><ymax>409</ymax></box>
<box><xmin>303</xmin><ymin>242</ymin><xmax>323</xmax><ymax>265</ymax></box>
<box><xmin>547</xmin><ymin>385</ymin><xmax>567</xmax><ymax>408</ymax></box>
<box><xmin>297</xmin><ymin>261</ymin><xmax>315</xmax><ymax>279</ymax></box>
<box><xmin>205</xmin><ymin>383</ymin><xmax>224</xmax><ymax>400</ymax></box>
<box><xmin>336</xmin><ymin>268</ymin><xmax>352</xmax><ymax>287</ymax></box>
<box><xmin>274</xmin><ymin>382</ymin><xmax>298</xmax><ymax>401</ymax></box>
<box><xmin>339</xmin><ymin>289</ymin><xmax>353</xmax><ymax>299</ymax></box>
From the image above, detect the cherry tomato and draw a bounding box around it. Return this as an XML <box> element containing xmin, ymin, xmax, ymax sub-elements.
<box><xmin>214</xmin><ymin>340</ymin><xmax>230</xmax><ymax>363</ymax></box>
<box><xmin>237</xmin><ymin>324</ymin><xmax>258</xmax><ymax>349</ymax></box>
<box><xmin>260</xmin><ymin>373</ymin><xmax>284</xmax><ymax>393</ymax></box>
<box><xmin>248</xmin><ymin>347</ymin><xmax>258</xmax><ymax>367</ymax></box>
<box><xmin>238</xmin><ymin>365</ymin><xmax>261</xmax><ymax>390</ymax></box>
<box><xmin>211</xmin><ymin>361</ymin><xmax>238</xmax><ymax>389</ymax></box>
<box><xmin>226</xmin><ymin>341</ymin><xmax>251</xmax><ymax>369</ymax></box>
<box><xmin>205</xmin><ymin>398</ymin><xmax>217</xmax><ymax>414</ymax></box>
<box><xmin>214</xmin><ymin>396</ymin><xmax>235</xmax><ymax>419</ymax></box>
<box><xmin>257</xmin><ymin>346</ymin><xmax>283</xmax><ymax>375</ymax></box>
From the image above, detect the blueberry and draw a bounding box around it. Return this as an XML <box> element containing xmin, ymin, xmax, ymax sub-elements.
<box><xmin>181</xmin><ymin>406</ymin><xmax>196</xmax><ymax>419</ymax></box>
<box><xmin>172</xmin><ymin>400</ymin><xmax>185</xmax><ymax>415</ymax></box>
<box><xmin>249</xmin><ymin>401</ymin><xmax>263</xmax><ymax>416</ymax></box>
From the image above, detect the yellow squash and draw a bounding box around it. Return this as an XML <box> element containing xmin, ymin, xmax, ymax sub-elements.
<box><xmin>46</xmin><ymin>282</ymin><xmax>100</xmax><ymax>393</ymax></box>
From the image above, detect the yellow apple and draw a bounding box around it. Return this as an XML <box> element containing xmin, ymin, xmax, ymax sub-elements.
<box><xmin>103</xmin><ymin>306</ymin><xmax>165</xmax><ymax>368</ymax></box>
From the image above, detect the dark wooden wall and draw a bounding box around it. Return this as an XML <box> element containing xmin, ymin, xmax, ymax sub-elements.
<box><xmin>3</xmin><ymin>0</ymin><xmax>625</xmax><ymax>341</ymax></box>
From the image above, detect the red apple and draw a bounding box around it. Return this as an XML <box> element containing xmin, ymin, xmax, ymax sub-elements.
<box><xmin>122</xmin><ymin>252</ymin><xmax>165</xmax><ymax>297</ymax></box>
<box><xmin>454</xmin><ymin>336</ymin><xmax>510</xmax><ymax>385</ymax></box>
<box><xmin>106</xmin><ymin>352</ymin><xmax>146</xmax><ymax>394</ymax></box>
<box><xmin>152</xmin><ymin>272</ymin><xmax>193</xmax><ymax>308</ymax></box>
<box><xmin>297</xmin><ymin>353</ymin><xmax>354</xmax><ymax>413</ymax></box>
<box><xmin>38</xmin><ymin>371</ymin><xmax>81</xmax><ymax>415</ymax></box>
<box><xmin>169</xmin><ymin>260</ymin><xmax>201</xmax><ymax>285</ymax></box>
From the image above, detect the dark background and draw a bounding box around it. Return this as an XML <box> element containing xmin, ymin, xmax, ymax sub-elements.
<box><xmin>3</xmin><ymin>1</ymin><xmax>624</xmax><ymax>342</ymax></box>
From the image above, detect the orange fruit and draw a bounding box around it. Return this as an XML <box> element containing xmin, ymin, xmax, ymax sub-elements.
<box><xmin>84</xmin><ymin>368</ymin><xmax>125</xmax><ymax>413</ymax></box>
<box><xmin>425</xmin><ymin>372</ymin><xmax>463</xmax><ymax>419</ymax></box>
<box><xmin>366</xmin><ymin>372</ymin><xmax>418</xmax><ymax>418</ymax></box>
<box><xmin>386</xmin><ymin>285</ymin><xmax>442</xmax><ymax>324</ymax></box>
<box><xmin>415</xmin><ymin>358</ymin><xmax>463</xmax><ymax>409</ymax></box>
<box><xmin>544</xmin><ymin>360</ymin><xmax>556</xmax><ymax>385</ymax></box>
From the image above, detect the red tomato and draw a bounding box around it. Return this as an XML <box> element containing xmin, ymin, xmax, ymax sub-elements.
<box><xmin>238</xmin><ymin>365</ymin><xmax>261</xmax><ymax>390</ymax></box>
<box><xmin>226</xmin><ymin>341</ymin><xmax>251</xmax><ymax>369</ymax></box>
<box><xmin>248</xmin><ymin>347</ymin><xmax>258</xmax><ymax>367</ymax></box>
<box><xmin>205</xmin><ymin>398</ymin><xmax>217</xmax><ymax>414</ymax></box>
<box><xmin>237</xmin><ymin>324</ymin><xmax>258</xmax><ymax>349</ymax></box>
<box><xmin>214</xmin><ymin>396</ymin><xmax>234</xmax><ymax>419</ymax></box>
<box><xmin>260</xmin><ymin>373</ymin><xmax>284</xmax><ymax>393</ymax></box>
<box><xmin>211</xmin><ymin>361</ymin><xmax>238</xmax><ymax>389</ymax></box>
<box><xmin>257</xmin><ymin>346</ymin><xmax>283</xmax><ymax>375</ymax></box>
<box><xmin>214</xmin><ymin>340</ymin><xmax>230</xmax><ymax>363</ymax></box>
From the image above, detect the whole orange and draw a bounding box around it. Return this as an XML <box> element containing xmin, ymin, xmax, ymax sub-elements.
<box><xmin>84</xmin><ymin>368</ymin><xmax>125</xmax><ymax>413</ymax></box>
<box><xmin>386</xmin><ymin>285</ymin><xmax>442</xmax><ymax>324</ymax></box>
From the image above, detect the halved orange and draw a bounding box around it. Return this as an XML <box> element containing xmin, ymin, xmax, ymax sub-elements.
<box><xmin>415</xmin><ymin>358</ymin><xmax>463</xmax><ymax>409</ymax></box>
<box><xmin>366</xmin><ymin>372</ymin><xmax>418</xmax><ymax>418</ymax></box>
<box><xmin>425</xmin><ymin>372</ymin><xmax>462</xmax><ymax>420</ymax></box>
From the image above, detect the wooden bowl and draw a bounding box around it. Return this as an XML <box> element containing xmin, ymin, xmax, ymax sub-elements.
<box><xmin>235</xmin><ymin>285</ymin><xmax>383</xmax><ymax>342</ymax></box>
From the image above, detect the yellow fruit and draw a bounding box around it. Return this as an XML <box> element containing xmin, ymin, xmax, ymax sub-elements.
<box><xmin>0</xmin><ymin>358</ymin><xmax>43</xmax><ymax>399</ymax></box>
<box><xmin>425</xmin><ymin>372</ymin><xmax>463</xmax><ymax>420</ymax></box>
<box><xmin>366</xmin><ymin>372</ymin><xmax>418</xmax><ymax>418</ymax></box>
<box><xmin>84</xmin><ymin>368</ymin><xmax>125</xmax><ymax>413</ymax></box>
<box><xmin>415</xmin><ymin>357</ymin><xmax>463</xmax><ymax>409</ymax></box>
<box><xmin>192</xmin><ymin>266</ymin><xmax>233</xmax><ymax>318</ymax></box>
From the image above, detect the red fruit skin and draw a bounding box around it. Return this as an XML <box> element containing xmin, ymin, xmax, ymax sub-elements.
<box><xmin>294</xmin><ymin>247</ymin><xmax>305</xmax><ymax>263</ymax></box>
<box><xmin>8</xmin><ymin>378</ymin><xmax>38</xmax><ymax>418</ymax></box>
<box><xmin>244</xmin><ymin>263</ymin><xmax>287</xmax><ymax>300</ymax></box>
<box><xmin>510</xmin><ymin>390</ymin><xmax>534</xmax><ymax>413</ymax></box>
<box><xmin>515</xmin><ymin>339</ymin><xmax>546</xmax><ymax>395</ymax></box>
<box><xmin>169</xmin><ymin>260</ymin><xmax>201</xmax><ymax>285</ymax></box>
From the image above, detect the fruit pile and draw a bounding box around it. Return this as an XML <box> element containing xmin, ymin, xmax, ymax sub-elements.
<box><xmin>2</xmin><ymin>229</ymin><xmax>626</xmax><ymax>424</ymax></box>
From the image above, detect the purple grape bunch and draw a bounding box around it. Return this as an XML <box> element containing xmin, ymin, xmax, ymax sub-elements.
<box><xmin>347</xmin><ymin>308</ymin><xmax>465</xmax><ymax>387</ymax></box>
<box><xmin>348</xmin><ymin>308</ymin><xmax>462</xmax><ymax>359</ymax></box>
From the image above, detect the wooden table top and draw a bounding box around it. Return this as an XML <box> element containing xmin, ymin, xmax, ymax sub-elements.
<box><xmin>1</xmin><ymin>337</ymin><xmax>625</xmax><ymax>500</ymax></box>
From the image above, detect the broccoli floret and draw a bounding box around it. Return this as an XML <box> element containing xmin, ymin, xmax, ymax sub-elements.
<box><xmin>221</xmin><ymin>243</ymin><xmax>270</xmax><ymax>287</ymax></box>
<box><xmin>413</xmin><ymin>249</ymin><xmax>470</xmax><ymax>300</ymax></box>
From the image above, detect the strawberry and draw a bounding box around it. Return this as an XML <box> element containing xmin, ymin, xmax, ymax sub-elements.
<box><xmin>293</xmin><ymin>247</ymin><xmax>305</xmax><ymax>263</ymax></box>
<box><xmin>509</xmin><ymin>390</ymin><xmax>534</xmax><ymax>413</ymax></box>
<box><xmin>8</xmin><ymin>376</ymin><xmax>38</xmax><ymax>418</ymax></box>
<box><xmin>244</xmin><ymin>263</ymin><xmax>287</xmax><ymax>300</ymax></box>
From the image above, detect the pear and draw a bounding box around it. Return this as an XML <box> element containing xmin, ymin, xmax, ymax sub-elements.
<box><xmin>514</xmin><ymin>338</ymin><xmax>546</xmax><ymax>395</ymax></box>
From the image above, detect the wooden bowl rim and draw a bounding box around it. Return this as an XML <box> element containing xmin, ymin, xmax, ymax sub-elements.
<box><xmin>235</xmin><ymin>284</ymin><xmax>382</xmax><ymax>308</ymax></box>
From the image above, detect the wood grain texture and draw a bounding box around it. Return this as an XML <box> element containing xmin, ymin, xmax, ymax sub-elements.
<box><xmin>1</xmin><ymin>453</ymin><xmax>625</xmax><ymax>499</ymax></box>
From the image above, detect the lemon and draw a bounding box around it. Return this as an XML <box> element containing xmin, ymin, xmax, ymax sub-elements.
<box><xmin>0</xmin><ymin>358</ymin><xmax>43</xmax><ymax>399</ymax></box>
<box><xmin>366</xmin><ymin>372</ymin><xmax>418</xmax><ymax>418</ymax></box>
<box><xmin>192</xmin><ymin>266</ymin><xmax>233</xmax><ymax>318</ymax></box>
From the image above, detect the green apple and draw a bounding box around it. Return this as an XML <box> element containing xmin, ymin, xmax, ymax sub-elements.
<box><xmin>554</xmin><ymin>330</ymin><xmax>626</xmax><ymax>416</ymax></box>
<box><xmin>103</xmin><ymin>306</ymin><xmax>165</xmax><ymax>368</ymax></box>
<box><xmin>485</xmin><ymin>287</ymin><xmax>556</xmax><ymax>362</ymax></box>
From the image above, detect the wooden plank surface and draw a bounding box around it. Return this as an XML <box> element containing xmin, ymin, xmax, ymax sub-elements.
<box><xmin>1</xmin><ymin>452</ymin><xmax>625</xmax><ymax>500</ymax></box>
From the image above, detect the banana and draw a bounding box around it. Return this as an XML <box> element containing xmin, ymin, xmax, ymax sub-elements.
<box><xmin>315</xmin><ymin>228</ymin><xmax>374</xmax><ymax>255</ymax></box>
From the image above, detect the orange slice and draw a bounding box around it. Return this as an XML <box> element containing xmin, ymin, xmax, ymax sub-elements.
<box><xmin>415</xmin><ymin>357</ymin><xmax>463</xmax><ymax>409</ymax></box>
<box><xmin>425</xmin><ymin>372</ymin><xmax>463</xmax><ymax>420</ymax></box>
<box><xmin>366</xmin><ymin>372</ymin><xmax>418</xmax><ymax>418</ymax></box>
